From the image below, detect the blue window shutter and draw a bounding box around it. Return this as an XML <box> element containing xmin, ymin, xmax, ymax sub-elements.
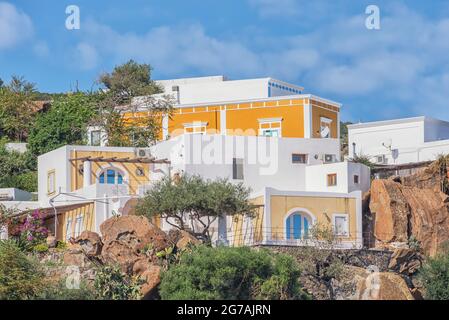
<box><xmin>107</xmin><ymin>170</ymin><xmax>115</xmax><ymax>184</ymax></box>
<box><xmin>293</xmin><ymin>215</ymin><xmax>302</xmax><ymax>239</ymax></box>
<box><xmin>99</xmin><ymin>173</ymin><xmax>105</xmax><ymax>184</ymax></box>
<box><xmin>286</xmin><ymin>216</ymin><xmax>291</xmax><ymax>239</ymax></box>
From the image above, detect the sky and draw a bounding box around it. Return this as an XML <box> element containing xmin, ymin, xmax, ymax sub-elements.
<box><xmin>1</xmin><ymin>0</ymin><xmax>449</xmax><ymax>122</ymax></box>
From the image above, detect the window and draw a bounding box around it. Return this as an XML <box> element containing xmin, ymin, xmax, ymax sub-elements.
<box><xmin>320</xmin><ymin>117</ymin><xmax>332</xmax><ymax>138</ymax></box>
<box><xmin>292</xmin><ymin>154</ymin><xmax>307</xmax><ymax>164</ymax></box>
<box><xmin>258</xmin><ymin>118</ymin><xmax>282</xmax><ymax>137</ymax></box>
<box><xmin>232</xmin><ymin>158</ymin><xmax>244</xmax><ymax>180</ymax></box>
<box><xmin>74</xmin><ymin>215</ymin><xmax>84</xmax><ymax>238</ymax></box>
<box><xmin>90</xmin><ymin>130</ymin><xmax>101</xmax><ymax>146</ymax></box>
<box><xmin>47</xmin><ymin>170</ymin><xmax>56</xmax><ymax>195</ymax></box>
<box><xmin>184</xmin><ymin>122</ymin><xmax>207</xmax><ymax>135</ymax></box>
<box><xmin>333</xmin><ymin>214</ymin><xmax>349</xmax><ymax>236</ymax></box>
<box><xmin>354</xmin><ymin>175</ymin><xmax>360</xmax><ymax>184</ymax></box>
<box><xmin>65</xmin><ymin>218</ymin><xmax>73</xmax><ymax>241</ymax></box>
<box><xmin>99</xmin><ymin>169</ymin><xmax>124</xmax><ymax>185</ymax></box>
<box><xmin>286</xmin><ymin>213</ymin><xmax>311</xmax><ymax>240</ymax></box>
<box><xmin>327</xmin><ymin>173</ymin><xmax>337</xmax><ymax>186</ymax></box>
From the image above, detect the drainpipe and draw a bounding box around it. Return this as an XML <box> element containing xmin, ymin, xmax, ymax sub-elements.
<box><xmin>49</xmin><ymin>187</ymin><xmax>62</xmax><ymax>239</ymax></box>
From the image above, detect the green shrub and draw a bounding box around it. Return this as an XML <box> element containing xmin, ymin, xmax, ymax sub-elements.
<box><xmin>420</xmin><ymin>250</ymin><xmax>449</xmax><ymax>300</ymax></box>
<box><xmin>0</xmin><ymin>240</ymin><xmax>45</xmax><ymax>300</ymax></box>
<box><xmin>33</xmin><ymin>243</ymin><xmax>49</xmax><ymax>253</ymax></box>
<box><xmin>56</xmin><ymin>241</ymin><xmax>68</xmax><ymax>251</ymax></box>
<box><xmin>159</xmin><ymin>245</ymin><xmax>310</xmax><ymax>300</ymax></box>
<box><xmin>94</xmin><ymin>265</ymin><xmax>143</xmax><ymax>300</ymax></box>
<box><xmin>37</xmin><ymin>280</ymin><xmax>97</xmax><ymax>300</ymax></box>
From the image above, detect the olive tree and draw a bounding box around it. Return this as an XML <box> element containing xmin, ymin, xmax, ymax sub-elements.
<box><xmin>136</xmin><ymin>175</ymin><xmax>256</xmax><ymax>241</ymax></box>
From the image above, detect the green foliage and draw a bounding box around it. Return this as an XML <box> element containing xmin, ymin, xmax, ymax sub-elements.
<box><xmin>37</xmin><ymin>280</ymin><xmax>96</xmax><ymax>300</ymax></box>
<box><xmin>28</xmin><ymin>93</ymin><xmax>96</xmax><ymax>156</ymax></box>
<box><xmin>0</xmin><ymin>76</ymin><xmax>37</xmax><ymax>141</ymax></box>
<box><xmin>94</xmin><ymin>265</ymin><xmax>143</xmax><ymax>300</ymax></box>
<box><xmin>33</xmin><ymin>243</ymin><xmax>49</xmax><ymax>253</ymax></box>
<box><xmin>136</xmin><ymin>175</ymin><xmax>256</xmax><ymax>241</ymax></box>
<box><xmin>56</xmin><ymin>241</ymin><xmax>68</xmax><ymax>251</ymax></box>
<box><xmin>0</xmin><ymin>240</ymin><xmax>45</xmax><ymax>300</ymax></box>
<box><xmin>0</xmin><ymin>140</ymin><xmax>37</xmax><ymax>192</ymax></box>
<box><xmin>419</xmin><ymin>249</ymin><xmax>449</xmax><ymax>300</ymax></box>
<box><xmin>408</xmin><ymin>235</ymin><xmax>421</xmax><ymax>251</ymax></box>
<box><xmin>349</xmin><ymin>154</ymin><xmax>375</xmax><ymax>169</ymax></box>
<box><xmin>99</xmin><ymin>59</ymin><xmax>161</xmax><ymax>104</ymax></box>
<box><xmin>159</xmin><ymin>245</ymin><xmax>310</xmax><ymax>300</ymax></box>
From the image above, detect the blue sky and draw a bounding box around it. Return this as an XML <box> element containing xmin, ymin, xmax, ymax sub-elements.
<box><xmin>1</xmin><ymin>0</ymin><xmax>449</xmax><ymax>122</ymax></box>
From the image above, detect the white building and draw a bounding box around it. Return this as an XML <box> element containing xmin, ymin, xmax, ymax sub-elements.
<box><xmin>348</xmin><ymin>116</ymin><xmax>449</xmax><ymax>165</ymax></box>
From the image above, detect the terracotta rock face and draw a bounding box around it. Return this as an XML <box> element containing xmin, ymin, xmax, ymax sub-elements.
<box><xmin>176</xmin><ymin>230</ymin><xmax>201</xmax><ymax>250</ymax></box>
<box><xmin>369</xmin><ymin>180</ymin><xmax>409</xmax><ymax>243</ymax></box>
<box><xmin>357</xmin><ymin>272</ymin><xmax>414</xmax><ymax>300</ymax></box>
<box><xmin>369</xmin><ymin>179</ymin><xmax>449</xmax><ymax>256</ymax></box>
<box><xmin>133</xmin><ymin>258</ymin><xmax>161</xmax><ymax>298</ymax></box>
<box><xmin>100</xmin><ymin>215</ymin><xmax>170</xmax><ymax>272</ymax></box>
<box><xmin>75</xmin><ymin>231</ymin><xmax>103</xmax><ymax>257</ymax></box>
<box><xmin>388</xmin><ymin>248</ymin><xmax>423</xmax><ymax>275</ymax></box>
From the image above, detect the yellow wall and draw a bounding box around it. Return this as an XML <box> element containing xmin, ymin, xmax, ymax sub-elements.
<box><xmin>270</xmin><ymin>195</ymin><xmax>358</xmax><ymax>241</ymax></box>
<box><xmin>123</xmin><ymin>98</ymin><xmax>324</xmax><ymax>139</ymax></box>
<box><xmin>311</xmin><ymin>101</ymin><xmax>339</xmax><ymax>139</ymax></box>
<box><xmin>232</xmin><ymin>195</ymin><xmax>264</xmax><ymax>246</ymax></box>
<box><xmin>70</xmin><ymin>150</ymin><xmax>151</xmax><ymax>194</ymax></box>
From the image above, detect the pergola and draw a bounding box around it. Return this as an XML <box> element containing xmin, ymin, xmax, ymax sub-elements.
<box><xmin>69</xmin><ymin>156</ymin><xmax>171</xmax><ymax>164</ymax></box>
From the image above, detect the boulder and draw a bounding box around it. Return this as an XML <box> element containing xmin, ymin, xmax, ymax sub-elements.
<box><xmin>176</xmin><ymin>230</ymin><xmax>201</xmax><ymax>250</ymax></box>
<box><xmin>63</xmin><ymin>244</ymin><xmax>89</xmax><ymax>268</ymax></box>
<box><xmin>388</xmin><ymin>248</ymin><xmax>424</xmax><ymax>275</ymax></box>
<box><xmin>357</xmin><ymin>272</ymin><xmax>414</xmax><ymax>300</ymax></box>
<box><xmin>369</xmin><ymin>179</ymin><xmax>449</xmax><ymax>256</ymax></box>
<box><xmin>132</xmin><ymin>258</ymin><xmax>161</xmax><ymax>299</ymax></box>
<box><xmin>46</xmin><ymin>235</ymin><xmax>57</xmax><ymax>248</ymax></box>
<box><xmin>75</xmin><ymin>231</ymin><xmax>103</xmax><ymax>257</ymax></box>
<box><xmin>100</xmin><ymin>215</ymin><xmax>170</xmax><ymax>272</ymax></box>
<box><xmin>369</xmin><ymin>180</ymin><xmax>409</xmax><ymax>243</ymax></box>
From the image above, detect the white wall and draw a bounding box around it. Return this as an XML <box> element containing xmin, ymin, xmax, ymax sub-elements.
<box><xmin>0</xmin><ymin>188</ymin><xmax>32</xmax><ymax>201</ymax></box>
<box><xmin>150</xmin><ymin>134</ymin><xmax>341</xmax><ymax>195</ymax></box>
<box><xmin>305</xmin><ymin>161</ymin><xmax>370</xmax><ymax>194</ymax></box>
<box><xmin>349</xmin><ymin>117</ymin><xmax>449</xmax><ymax>164</ymax></box>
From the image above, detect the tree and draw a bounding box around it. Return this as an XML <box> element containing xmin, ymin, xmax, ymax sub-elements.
<box><xmin>28</xmin><ymin>93</ymin><xmax>96</xmax><ymax>156</ymax></box>
<box><xmin>0</xmin><ymin>78</ymin><xmax>3</xmax><ymax>88</ymax></box>
<box><xmin>0</xmin><ymin>139</ymin><xmax>37</xmax><ymax>192</ymax></box>
<box><xmin>0</xmin><ymin>76</ymin><xmax>37</xmax><ymax>141</ymax></box>
<box><xmin>94</xmin><ymin>60</ymin><xmax>174</xmax><ymax>147</ymax></box>
<box><xmin>98</xmin><ymin>59</ymin><xmax>161</xmax><ymax>104</ymax></box>
<box><xmin>136</xmin><ymin>175</ymin><xmax>256</xmax><ymax>241</ymax></box>
<box><xmin>159</xmin><ymin>245</ymin><xmax>310</xmax><ymax>300</ymax></box>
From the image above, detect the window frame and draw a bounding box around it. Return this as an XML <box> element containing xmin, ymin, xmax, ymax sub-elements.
<box><xmin>258</xmin><ymin>118</ymin><xmax>283</xmax><ymax>137</ymax></box>
<box><xmin>292</xmin><ymin>153</ymin><xmax>308</xmax><ymax>164</ymax></box>
<box><xmin>327</xmin><ymin>173</ymin><xmax>337</xmax><ymax>187</ymax></box>
<box><xmin>98</xmin><ymin>168</ymin><xmax>125</xmax><ymax>185</ymax></box>
<box><xmin>354</xmin><ymin>174</ymin><xmax>360</xmax><ymax>184</ymax></box>
<box><xmin>47</xmin><ymin>170</ymin><xmax>56</xmax><ymax>195</ymax></box>
<box><xmin>332</xmin><ymin>213</ymin><xmax>349</xmax><ymax>237</ymax></box>
<box><xmin>232</xmin><ymin>158</ymin><xmax>244</xmax><ymax>180</ymax></box>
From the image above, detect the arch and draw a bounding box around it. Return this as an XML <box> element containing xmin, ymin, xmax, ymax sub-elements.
<box><xmin>96</xmin><ymin>165</ymin><xmax>127</xmax><ymax>185</ymax></box>
<box><xmin>284</xmin><ymin>208</ymin><xmax>316</xmax><ymax>240</ymax></box>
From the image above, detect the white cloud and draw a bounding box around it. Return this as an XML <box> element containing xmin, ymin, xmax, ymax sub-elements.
<box><xmin>74</xmin><ymin>42</ymin><xmax>99</xmax><ymax>70</ymax></box>
<box><xmin>33</xmin><ymin>41</ymin><xmax>49</xmax><ymax>57</ymax></box>
<box><xmin>0</xmin><ymin>2</ymin><xmax>33</xmax><ymax>50</ymax></box>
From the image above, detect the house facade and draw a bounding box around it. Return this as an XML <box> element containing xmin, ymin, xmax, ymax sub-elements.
<box><xmin>1</xmin><ymin>76</ymin><xmax>369</xmax><ymax>249</ymax></box>
<box><xmin>348</xmin><ymin>116</ymin><xmax>449</xmax><ymax>165</ymax></box>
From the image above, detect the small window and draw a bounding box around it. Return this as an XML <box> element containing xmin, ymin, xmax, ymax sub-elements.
<box><xmin>74</xmin><ymin>215</ymin><xmax>84</xmax><ymax>238</ymax></box>
<box><xmin>99</xmin><ymin>168</ymin><xmax>124</xmax><ymax>185</ymax></box>
<box><xmin>354</xmin><ymin>175</ymin><xmax>360</xmax><ymax>184</ymax></box>
<box><xmin>327</xmin><ymin>174</ymin><xmax>337</xmax><ymax>186</ymax></box>
<box><xmin>65</xmin><ymin>218</ymin><xmax>73</xmax><ymax>241</ymax></box>
<box><xmin>90</xmin><ymin>130</ymin><xmax>101</xmax><ymax>146</ymax></box>
<box><xmin>292</xmin><ymin>154</ymin><xmax>307</xmax><ymax>164</ymax></box>
<box><xmin>261</xmin><ymin>128</ymin><xmax>280</xmax><ymax>137</ymax></box>
<box><xmin>233</xmin><ymin>158</ymin><xmax>244</xmax><ymax>180</ymax></box>
<box><xmin>47</xmin><ymin>170</ymin><xmax>56</xmax><ymax>195</ymax></box>
<box><xmin>333</xmin><ymin>215</ymin><xmax>349</xmax><ymax>236</ymax></box>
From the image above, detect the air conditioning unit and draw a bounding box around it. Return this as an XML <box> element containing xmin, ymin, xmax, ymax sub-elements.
<box><xmin>322</xmin><ymin>154</ymin><xmax>336</xmax><ymax>163</ymax></box>
<box><xmin>135</xmin><ymin>148</ymin><xmax>152</xmax><ymax>159</ymax></box>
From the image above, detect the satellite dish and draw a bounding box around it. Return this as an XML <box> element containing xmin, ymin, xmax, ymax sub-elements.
<box><xmin>320</xmin><ymin>126</ymin><xmax>330</xmax><ymax>138</ymax></box>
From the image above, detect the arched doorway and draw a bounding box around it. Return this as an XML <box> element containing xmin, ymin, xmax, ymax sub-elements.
<box><xmin>285</xmin><ymin>211</ymin><xmax>313</xmax><ymax>240</ymax></box>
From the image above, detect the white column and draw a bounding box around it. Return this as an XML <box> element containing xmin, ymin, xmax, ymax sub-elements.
<box><xmin>303</xmin><ymin>102</ymin><xmax>312</xmax><ymax>138</ymax></box>
<box><xmin>162</xmin><ymin>114</ymin><xmax>169</xmax><ymax>140</ymax></box>
<box><xmin>220</xmin><ymin>109</ymin><xmax>227</xmax><ymax>135</ymax></box>
<box><xmin>83</xmin><ymin>161</ymin><xmax>92</xmax><ymax>187</ymax></box>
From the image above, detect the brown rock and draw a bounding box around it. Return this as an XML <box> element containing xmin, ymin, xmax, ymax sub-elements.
<box><xmin>388</xmin><ymin>248</ymin><xmax>423</xmax><ymax>275</ymax></box>
<box><xmin>176</xmin><ymin>230</ymin><xmax>201</xmax><ymax>250</ymax></box>
<box><xmin>100</xmin><ymin>215</ymin><xmax>170</xmax><ymax>272</ymax></box>
<box><xmin>357</xmin><ymin>272</ymin><xmax>414</xmax><ymax>300</ymax></box>
<box><xmin>63</xmin><ymin>244</ymin><xmax>89</xmax><ymax>268</ymax></box>
<box><xmin>75</xmin><ymin>231</ymin><xmax>103</xmax><ymax>257</ymax></box>
<box><xmin>46</xmin><ymin>235</ymin><xmax>57</xmax><ymax>248</ymax></box>
<box><xmin>369</xmin><ymin>180</ymin><xmax>409</xmax><ymax>243</ymax></box>
<box><xmin>132</xmin><ymin>258</ymin><xmax>161</xmax><ymax>298</ymax></box>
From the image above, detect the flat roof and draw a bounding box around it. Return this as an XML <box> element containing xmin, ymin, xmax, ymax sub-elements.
<box><xmin>346</xmin><ymin>116</ymin><xmax>449</xmax><ymax>130</ymax></box>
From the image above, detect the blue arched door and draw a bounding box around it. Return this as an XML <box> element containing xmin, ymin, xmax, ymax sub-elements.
<box><xmin>286</xmin><ymin>213</ymin><xmax>310</xmax><ymax>240</ymax></box>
